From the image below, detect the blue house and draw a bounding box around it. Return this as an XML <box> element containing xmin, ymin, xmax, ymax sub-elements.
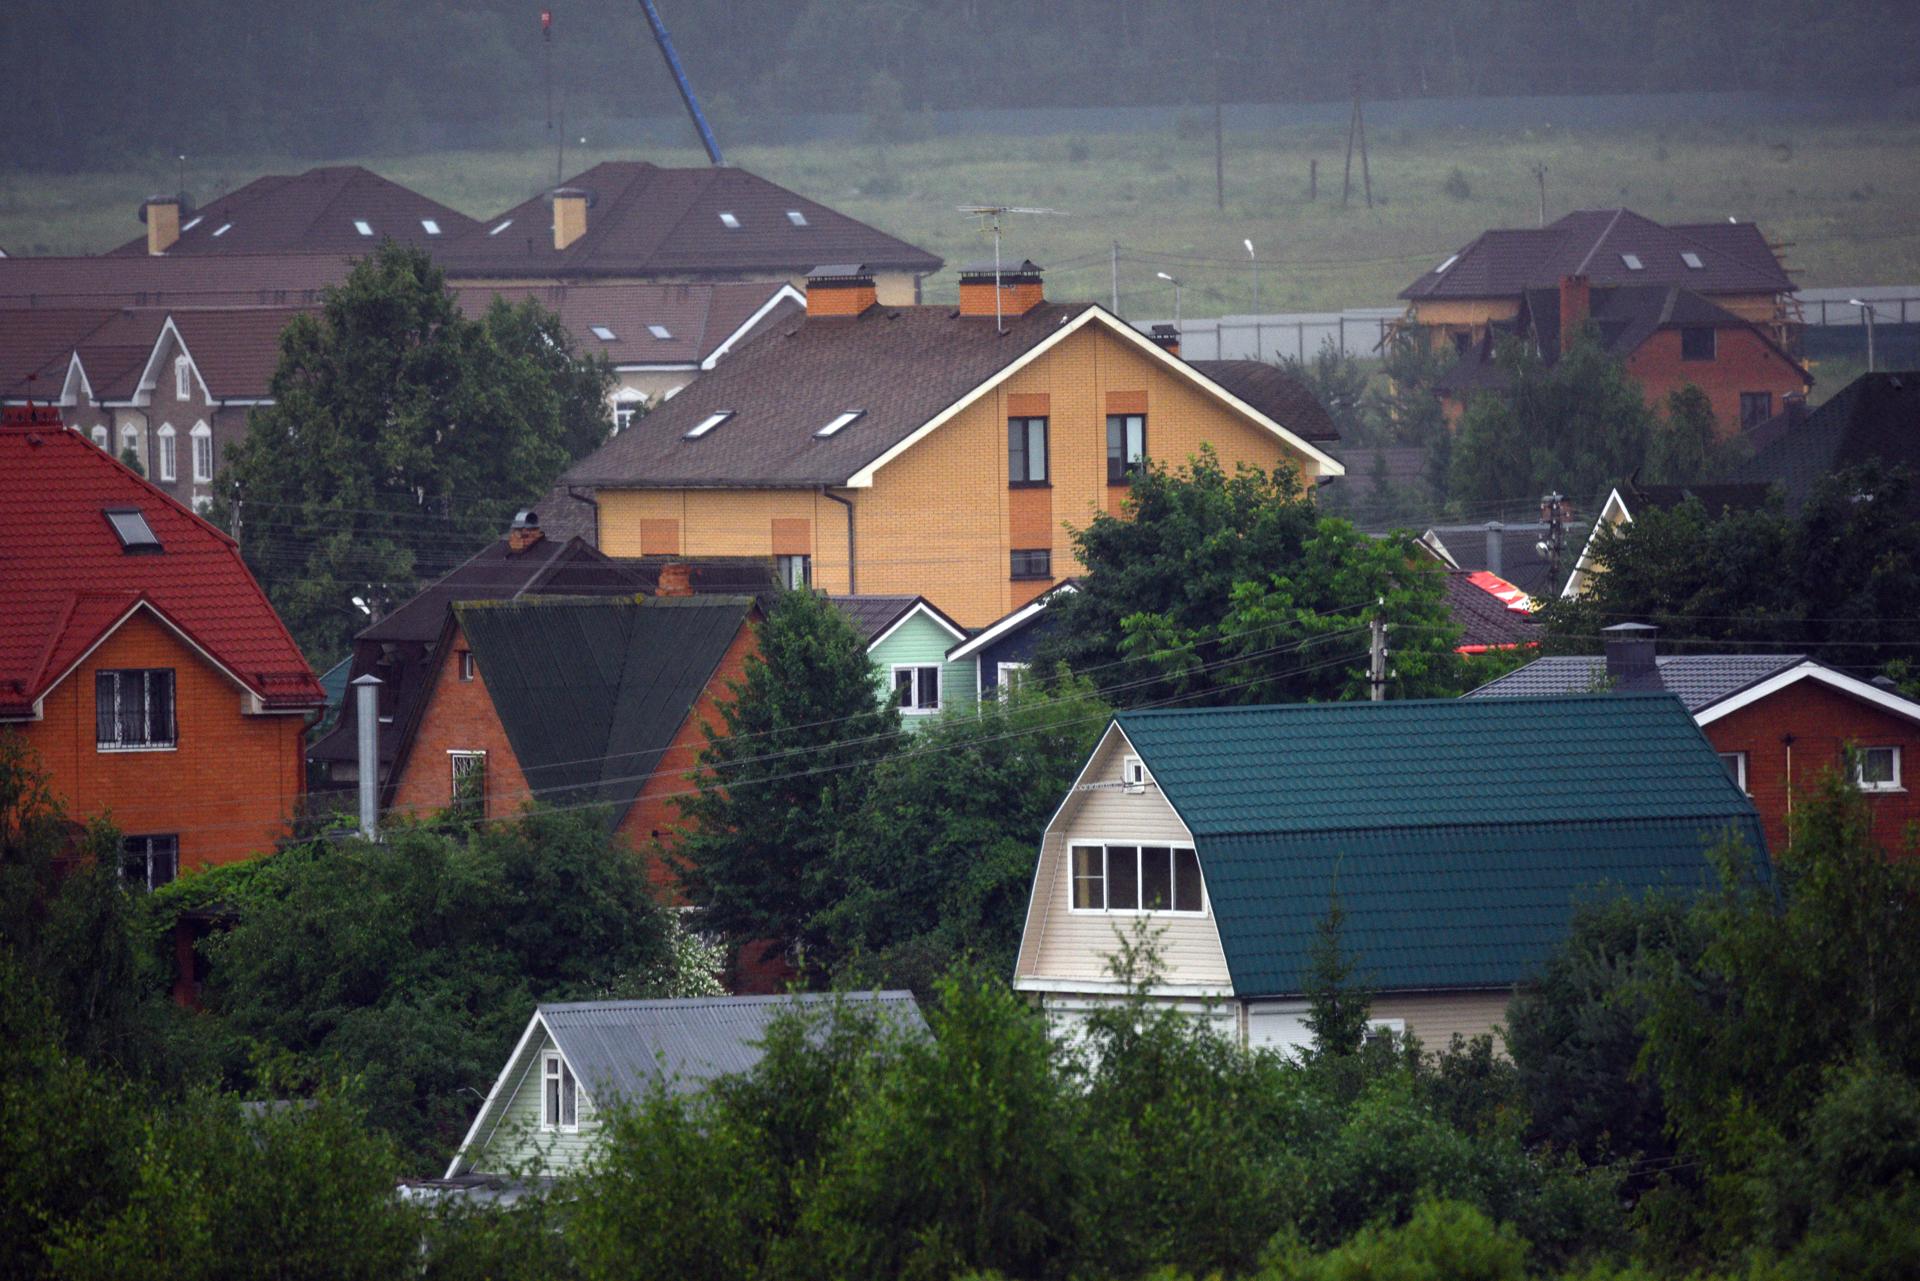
<box><xmin>945</xmin><ymin>580</ymin><xmax>1079</xmax><ymax>699</ymax></box>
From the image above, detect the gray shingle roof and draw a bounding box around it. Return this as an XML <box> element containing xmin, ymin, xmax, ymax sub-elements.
<box><xmin>1729</xmin><ymin>372</ymin><xmax>1920</xmax><ymax>518</ymax></box>
<box><xmin>1185</xmin><ymin>360</ymin><xmax>1341</xmax><ymax>442</ymax></box>
<box><xmin>1464</xmin><ymin>653</ymin><xmax>1803</xmax><ymax>711</ymax></box>
<box><xmin>543</xmin><ymin>992</ymin><xmax>924</xmax><ymax>1104</ymax></box>
<box><xmin>827</xmin><ymin>594</ymin><xmax>921</xmax><ymax>644</ymax></box>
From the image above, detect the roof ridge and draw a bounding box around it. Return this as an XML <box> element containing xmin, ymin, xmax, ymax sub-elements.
<box><xmin>1571</xmin><ymin>207</ymin><xmax>1627</xmax><ymax>276</ymax></box>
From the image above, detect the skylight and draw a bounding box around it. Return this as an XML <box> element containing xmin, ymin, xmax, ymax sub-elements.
<box><xmin>719</xmin><ymin>212</ymin><xmax>742</xmax><ymax>229</ymax></box>
<box><xmin>590</xmin><ymin>325</ymin><xmax>618</xmax><ymax>342</ymax></box>
<box><xmin>684</xmin><ymin>410</ymin><xmax>734</xmax><ymax>439</ymax></box>
<box><xmin>421</xmin><ymin>218</ymin><xmax>442</xmax><ymax>235</ymax></box>
<box><xmin>647</xmin><ymin>324</ymin><xmax>673</xmax><ymax>340</ymax></box>
<box><xmin>212</xmin><ymin>223</ymin><xmax>232</xmax><ymax>238</ymax></box>
<box><xmin>1435</xmin><ymin>254</ymin><xmax>1459</xmax><ymax>273</ymax></box>
<box><xmin>181</xmin><ymin>216</ymin><xmax>204</xmax><ymax>233</ymax></box>
<box><xmin>1621</xmin><ymin>253</ymin><xmax>1644</xmax><ymax>270</ymax></box>
<box><xmin>354</xmin><ymin>220</ymin><xmax>374</xmax><ymax>237</ymax></box>
<box><xmin>104</xmin><ymin>508</ymin><xmax>161</xmax><ymax>553</ymax></box>
<box><xmin>815</xmin><ymin>410</ymin><xmax>865</xmax><ymax>438</ymax></box>
<box><xmin>1681</xmin><ymin>251</ymin><xmax>1704</xmax><ymax>269</ymax></box>
<box><xmin>786</xmin><ymin>210</ymin><xmax>809</xmax><ymax>227</ymax></box>
<box><xmin>490</xmin><ymin>219</ymin><xmax>514</xmax><ymax>236</ymax></box>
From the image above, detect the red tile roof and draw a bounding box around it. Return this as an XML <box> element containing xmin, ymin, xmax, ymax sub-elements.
<box><xmin>0</xmin><ymin>409</ymin><xmax>324</xmax><ymax>716</ymax></box>
<box><xmin>107</xmin><ymin>167</ymin><xmax>477</xmax><ymax>257</ymax></box>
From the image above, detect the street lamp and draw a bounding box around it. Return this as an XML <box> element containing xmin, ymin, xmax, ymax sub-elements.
<box><xmin>1847</xmin><ymin>297</ymin><xmax>1879</xmax><ymax>372</ymax></box>
<box><xmin>1156</xmin><ymin>271</ymin><xmax>1182</xmax><ymax>332</ymax></box>
<box><xmin>1244</xmin><ymin>238</ymin><xmax>1259</xmax><ymax>316</ymax></box>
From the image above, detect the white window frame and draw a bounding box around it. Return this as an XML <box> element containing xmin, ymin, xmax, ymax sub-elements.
<box><xmin>120</xmin><ymin>424</ymin><xmax>141</xmax><ymax>466</ymax></box>
<box><xmin>1068</xmin><ymin>842</ymin><xmax>1206</xmax><ymax>916</ymax></box>
<box><xmin>1854</xmin><ymin>745</ymin><xmax>1903</xmax><ymax>793</ymax></box>
<box><xmin>776</xmin><ymin>554</ymin><xmax>811</xmax><ymax>590</ymax></box>
<box><xmin>353</xmin><ymin>219</ymin><xmax>374</xmax><ymax>237</ymax></box>
<box><xmin>96</xmin><ymin>668</ymin><xmax>177</xmax><ymax>752</ymax></box>
<box><xmin>91</xmin><ymin>425</ymin><xmax>109</xmax><ymax>449</ymax></box>
<box><xmin>156</xmin><ymin>423</ymin><xmax>177</xmax><ymax>481</ymax></box>
<box><xmin>174</xmin><ymin>355</ymin><xmax>192</xmax><ymax>401</ymax></box>
<box><xmin>190</xmin><ymin>422</ymin><xmax>213</xmax><ymax>482</ymax></box>
<box><xmin>995</xmin><ymin>661</ymin><xmax>1029</xmax><ymax>698</ymax></box>
<box><xmin>1718</xmin><ymin>751</ymin><xmax>1749</xmax><ymax>794</ymax></box>
<box><xmin>449</xmin><ymin>750</ymin><xmax>487</xmax><ymax>812</ymax></box>
<box><xmin>421</xmin><ymin>218</ymin><xmax>441</xmax><ymax>235</ymax></box>
<box><xmin>457</xmin><ymin>651</ymin><xmax>475</xmax><ymax>682</ymax></box>
<box><xmin>1122</xmin><ymin>754</ymin><xmax>1149</xmax><ymax>794</ymax></box>
<box><xmin>541</xmin><ymin>1051</ymin><xmax>578</xmax><ymax>1131</ymax></box>
<box><xmin>893</xmin><ymin>663</ymin><xmax>941</xmax><ymax>715</ymax></box>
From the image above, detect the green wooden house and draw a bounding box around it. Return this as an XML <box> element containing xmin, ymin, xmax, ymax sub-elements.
<box><xmin>831</xmin><ymin>594</ymin><xmax>972</xmax><ymax>725</ymax></box>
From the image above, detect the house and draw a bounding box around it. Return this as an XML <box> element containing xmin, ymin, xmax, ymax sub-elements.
<box><xmin>1561</xmin><ymin>477</ymin><xmax>1774</xmax><ymax>598</ymax></box>
<box><xmin>383</xmin><ymin>592</ymin><xmax>758</xmax><ymax>901</ymax></box>
<box><xmin>109</xmin><ymin>167</ymin><xmax>478</xmax><ymax>257</ymax></box>
<box><xmin>830</xmin><ymin>594</ymin><xmax>972</xmax><ymax>723</ymax></box>
<box><xmin>435</xmin><ymin>161</ymin><xmax>942</xmax><ymax>305</ymax></box>
<box><xmin>442</xmin><ymin>993</ymin><xmax>924</xmax><ymax>1180</ymax></box>
<box><xmin>1400</xmin><ymin>208</ymin><xmax>1796</xmax><ymax>356</ymax></box>
<box><xmin>561</xmin><ymin>261</ymin><xmax>1345</xmax><ymax>629</ymax></box>
<box><xmin>0</xmin><ymin>405</ymin><xmax>326</xmax><ymax>883</ymax></box>
<box><xmin>1420</xmin><ymin>516</ymin><xmax>1585</xmax><ymax>600</ymax></box>
<box><xmin>1467</xmin><ymin>623</ymin><xmax>1920</xmax><ymax>858</ymax></box>
<box><xmin>308</xmin><ymin>511</ymin><xmax>644</xmax><ymax>795</ymax></box>
<box><xmin>1435</xmin><ymin>275</ymin><xmax>1811</xmax><ymax>436</ymax></box>
<box><xmin>945</xmin><ymin>579</ymin><xmax>1081</xmax><ymax>700</ymax></box>
<box><xmin>1012</xmin><ymin>695</ymin><xmax>1763</xmax><ymax>1053</ymax></box>
<box><xmin>1727</xmin><ymin>371</ymin><xmax>1920</xmax><ymax>520</ymax></box>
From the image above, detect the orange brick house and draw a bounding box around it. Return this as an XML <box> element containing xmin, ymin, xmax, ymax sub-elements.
<box><xmin>560</xmin><ymin>262</ymin><xmax>1345</xmax><ymax>629</ymax></box>
<box><xmin>0</xmin><ymin>405</ymin><xmax>325</xmax><ymax>885</ymax></box>
<box><xmin>385</xmin><ymin>593</ymin><xmax>757</xmax><ymax>901</ymax></box>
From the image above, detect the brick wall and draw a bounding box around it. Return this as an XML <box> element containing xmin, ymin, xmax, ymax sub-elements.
<box><xmin>17</xmin><ymin>609</ymin><xmax>304</xmax><ymax>874</ymax></box>
<box><xmin>1706</xmin><ymin>679</ymin><xmax>1920</xmax><ymax>858</ymax></box>
<box><xmin>1625</xmin><ymin>325</ymin><xmax>1807</xmax><ymax>438</ymax></box>
<box><xmin>388</xmin><ymin>621</ymin><xmax>535</xmax><ymax>822</ymax></box>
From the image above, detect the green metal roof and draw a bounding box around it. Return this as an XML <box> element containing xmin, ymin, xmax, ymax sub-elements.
<box><xmin>455</xmin><ymin>595</ymin><xmax>753</xmax><ymax>826</ymax></box>
<box><xmin>1113</xmin><ymin>694</ymin><xmax>1765</xmax><ymax>997</ymax></box>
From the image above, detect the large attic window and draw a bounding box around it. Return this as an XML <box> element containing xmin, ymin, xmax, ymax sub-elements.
<box><xmin>684</xmin><ymin>410</ymin><xmax>734</xmax><ymax>439</ymax></box>
<box><xmin>1681</xmin><ymin>251</ymin><xmax>1704</xmax><ymax>269</ymax></box>
<box><xmin>647</xmin><ymin>324</ymin><xmax>673</xmax><ymax>340</ymax></box>
<box><xmin>211</xmin><ymin>223</ymin><xmax>232</xmax><ymax>238</ymax></box>
<box><xmin>181</xmin><ymin>215</ymin><xmax>204</xmax><ymax>233</ymax></box>
<box><xmin>421</xmin><ymin>218</ymin><xmax>442</xmax><ymax>235</ymax></box>
<box><xmin>104</xmin><ymin>508</ymin><xmax>162</xmax><ymax>553</ymax></box>
<box><xmin>590</xmin><ymin>325</ymin><xmax>617</xmax><ymax>342</ymax></box>
<box><xmin>718</xmin><ymin>212</ymin><xmax>742</xmax><ymax>230</ymax></box>
<box><xmin>490</xmin><ymin>219</ymin><xmax>514</xmax><ymax>236</ymax></box>
<box><xmin>354</xmin><ymin>220</ymin><xmax>374</xmax><ymax>237</ymax></box>
<box><xmin>786</xmin><ymin>210</ymin><xmax>809</xmax><ymax>227</ymax></box>
<box><xmin>1621</xmin><ymin>253</ymin><xmax>1645</xmax><ymax>271</ymax></box>
<box><xmin>815</xmin><ymin>410</ymin><xmax>865</xmax><ymax>438</ymax></box>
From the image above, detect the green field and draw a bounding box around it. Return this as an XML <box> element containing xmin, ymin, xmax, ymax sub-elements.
<box><xmin>5</xmin><ymin>119</ymin><xmax>1918</xmax><ymax>317</ymax></box>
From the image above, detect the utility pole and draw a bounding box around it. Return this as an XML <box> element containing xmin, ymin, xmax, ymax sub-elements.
<box><xmin>1539</xmin><ymin>491</ymin><xmax>1567</xmax><ymax>587</ymax></box>
<box><xmin>1530</xmin><ymin>162</ymin><xmax>1548</xmax><ymax>227</ymax></box>
<box><xmin>1111</xmin><ymin>240</ymin><xmax>1121</xmax><ymax>314</ymax></box>
<box><xmin>1210</xmin><ymin>0</ymin><xmax>1225</xmax><ymax>212</ymax></box>
<box><xmin>1342</xmin><ymin>78</ymin><xmax>1372</xmax><ymax>210</ymax></box>
<box><xmin>1369</xmin><ymin>600</ymin><xmax>1388</xmax><ymax>702</ymax></box>
<box><xmin>542</xmin><ymin>10</ymin><xmax>554</xmax><ymax>180</ymax></box>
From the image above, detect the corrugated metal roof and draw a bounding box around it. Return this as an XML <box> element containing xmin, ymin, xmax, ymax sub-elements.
<box><xmin>543</xmin><ymin>992</ymin><xmax>924</xmax><ymax>1103</ymax></box>
<box><xmin>1112</xmin><ymin>694</ymin><xmax>1765</xmax><ymax>995</ymax></box>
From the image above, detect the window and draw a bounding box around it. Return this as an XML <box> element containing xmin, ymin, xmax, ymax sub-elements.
<box><xmin>590</xmin><ymin>325</ymin><xmax>617</xmax><ymax>342</ymax></box>
<box><xmin>776</xmin><ymin>554</ymin><xmax>811</xmax><ymax>589</ymax></box>
<box><xmin>457</xmin><ymin>651</ymin><xmax>475</xmax><ymax>682</ymax></box>
<box><xmin>542</xmin><ymin>1052</ymin><xmax>577</xmax><ymax>1130</ymax></box>
<box><xmin>120</xmin><ymin>424</ymin><xmax>141</xmax><ymax>467</ymax></box>
<box><xmin>421</xmin><ymin>218</ymin><xmax>441</xmax><ymax>235</ymax></box>
<box><xmin>684</xmin><ymin>410</ymin><xmax>733</xmax><ymax>439</ymax></box>
<box><xmin>450</xmin><ymin>751</ymin><xmax>486</xmax><ymax>814</ymax></box>
<box><xmin>1854</xmin><ymin>746</ymin><xmax>1903</xmax><ymax>793</ymax></box>
<box><xmin>1620</xmin><ymin>253</ymin><xmax>1644</xmax><ymax>270</ymax></box>
<box><xmin>786</xmin><ymin>209</ymin><xmax>809</xmax><ymax>227</ymax></box>
<box><xmin>1122</xmin><ymin>755</ymin><xmax>1149</xmax><ymax>793</ymax></box>
<box><xmin>490</xmin><ymin>218</ymin><xmax>514</xmax><ymax>236</ymax></box>
<box><xmin>96</xmin><ymin>669</ymin><xmax>176</xmax><ymax>750</ymax></box>
<box><xmin>1434</xmin><ymin>254</ymin><xmax>1458</xmax><ymax>274</ymax></box>
<box><xmin>718</xmin><ymin>211</ymin><xmax>741</xmax><ymax>229</ymax></box>
<box><xmin>1450</xmin><ymin>329</ymin><xmax>1472</xmax><ymax>355</ymax></box>
<box><xmin>121</xmin><ymin>835</ymin><xmax>178</xmax><ymax>891</ymax></box>
<box><xmin>156</xmin><ymin>424</ymin><xmax>177</xmax><ymax>481</ymax></box>
<box><xmin>1010</xmin><ymin>548</ymin><xmax>1051</xmax><ymax>580</ymax></box>
<box><xmin>1740</xmin><ymin>392</ymin><xmax>1774</xmax><ymax>428</ymax></box>
<box><xmin>353</xmin><ymin>219</ymin><xmax>374</xmax><ymax>237</ymax></box>
<box><xmin>1680</xmin><ymin>327</ymin><xmax>1716</xmax><ymax>361</ymax></box>
<box><xmin>181</xmin><ymin>215</ymin><xmax>204</xmax><ymax>233</ymax></box>
<box><xmin>1008</xmin><ymin>416</ymin><xmax>1048</xmax><ymax>485</ymax></box>
<box><xmin>1070</xmin><ymin>844</ymin><xmax>1203</xmax><ymax>913</ymax></box>
<box><xmin>995</xmin><ymin>662</ymin><xmax>1029</xmax><ymax>696</ymax></box>
<box><xmin>647</xmin><ymin>324</ymin><xmax>673</xmax><ymax>340</ymax></box>
<box><xmin>174</xmin><ymin>355</ymin><xmax>193</xmax><ymax>400</ymax></box>
<box><xmin>91</xmin><ymin>425</ymin><xmax>108</xmax><ymax>449</ymax></box>
<box><xmin>1719</xmin><ymin>751</ymin><xmax>1749</xmax><ymax>793</ymax></box>
<box><xmin>211</xmin><ymin>223</ymin><xmax>231</xmax><ymax>237</ymax></box>
<box><xmin>614</xmin><ymin>402</ymin><xmax>639</xmax><ymax>434</ymax></box>
<box><xmin>1106</xmin><ymin>414</ymin><xmax>1145</xmax><ymax>484</ymax></box>
<box><xmin>1681</xmin><ymin>251</ymin><xmax>1705</xmax><ymax>269</ymax></box>
<box><xmin>105</xmin><ymin>507</ymin><xmax>161</xmax><ymax>551</ymax></box>
<box><xmin>816</xmin><ymin>410</ymin><xmax>865</xmax><ymax>438</ymax></box>
<box><xmin>191</xmin><ymin>495</ymin><xmax>213</xmax><ymax>515</ymax></box>
<box><xmin>190</xmin><ymin>422</ymin><xmax>213</xmax><ymax>482</ymax></box>
<box><xmin>893</xmin><ymin>665</ymin><xmax>940</xmax><ymax>715</ymax></box>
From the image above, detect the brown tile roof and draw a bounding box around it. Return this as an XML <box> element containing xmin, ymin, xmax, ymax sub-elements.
<box><xmin>454</xmin><ymin>280</ymin><xmax>798</xmax><ymax>368</ymax></box>
<box><xmin>70</xmin><ymin>310</ymin><xmax>170</xmax><ymax>401</ymax></box>
<box><xmin>1186</xmin><ymin>360</ymin><xmax>1341</xmax><ymax>442</ymax></box>
<box><xmin>437</xmin><ymin>161</ymin><xmax>941</xmax><ymax>279</ymax></box>
<box><xmin>0</xmin><ymin>307</ymin><xmax>119</xmax><ymax>397</ymax></box>
<box><xmin>108</xmin><ymin>167</ymin><xmax>477</xmax><ymax>257</ymax></box>
<box><xmin>0</xmin><ymin>253</ymin><xmax>357</xmax><ymax>308</ymax></box>
<box><xmin>1403</xmin><ymin>209</ymin><xmax>1793</xmax><ymax>301</ymax></box>
<box><xmin>168</xmin><ymin>307</ymin><xmax>310</xmax><ymax>399</ymax></box>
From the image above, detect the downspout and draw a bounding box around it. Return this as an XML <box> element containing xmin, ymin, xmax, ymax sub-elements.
<box><xmin>1782</xmin><ymin>733</ymin><xmax>1795</xmax><ymax>853</ymax></box>
<box><xmin>821</xmin><ymin>487</ymin><xmax>856</xmax><ymax>594</ymax></box>
<box><xmin>566</xmin><ymin>486</ymin><xmax>603</xmax><ymax>549</ymax></box>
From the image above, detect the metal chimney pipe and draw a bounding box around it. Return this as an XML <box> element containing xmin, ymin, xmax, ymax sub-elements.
<box><xmin>352</xmin><ymin>674</ymin><xmax>383</xmax><ymax>840</ymax></box>
<box><xmin>1484</xmin><ymin>521</ymin><xmax>1504</xmax><ymax>578</ymax></box>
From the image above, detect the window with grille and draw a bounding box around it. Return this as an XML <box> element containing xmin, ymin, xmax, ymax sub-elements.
<box><xmin>95</xmin><ymin>669</ymin><xmax>176</xmax><ymax>750</ymax></box>
<box><xmin>450</xmin><ymin>751</ymin><xmax>487</xmax><ymax>814</ymax></box>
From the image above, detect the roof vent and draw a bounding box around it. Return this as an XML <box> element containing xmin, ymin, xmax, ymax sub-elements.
<box><xmin>511</xmin><ymin>509</ymin><xmax>540</xmax><ymax>530</ymax></box>
<box><xmin>104</xmin><ymin>507</ymin><xmax>162</xmax><ymax>553</ymax></box>
<box><xmin>1602</xmin><ymin>622</ymin><xmax>1659</xmax><ymax>684</ymax></box>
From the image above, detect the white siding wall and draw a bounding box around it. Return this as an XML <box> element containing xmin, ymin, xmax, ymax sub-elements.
<box><xmin>472</xmin><ymin>1030</ymin><xmax>603</xmax><ymax>1176</ymax></box>
<box><xmin>1372</xmin><ymin>990</ymin><xmax>1514</xmax><ymax>1053</ymax></box>
<box><xmin>1016</xmin><ymin>728</ymin><xmax>1231</xmax><ymax>987</ymax></box>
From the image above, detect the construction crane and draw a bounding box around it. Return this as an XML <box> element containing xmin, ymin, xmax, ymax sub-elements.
<box><xmin>637</xmin><ymin>0</ymin><xmax>724</xmax><ymax>166</ymax></box>
<box><xmin>958</xmin><ymin>205</ymin><xmax>1068</xmax><ymax>333</ymax></box>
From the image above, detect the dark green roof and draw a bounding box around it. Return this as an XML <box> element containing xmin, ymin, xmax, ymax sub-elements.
<box><xmin>455</xmin><ymin>596</ymin><xmax>753</xmax><ymax>825</ymax></box>
<box><xmin>1114</xmin><ymin>694</ymin><xmax>1764</xmax><ymax>996</ymax></box>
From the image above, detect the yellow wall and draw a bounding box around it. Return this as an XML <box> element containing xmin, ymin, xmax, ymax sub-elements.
<box><xmin>595</xmin><ymin>321</ymin><xmax>1327</xmax><ymax>627</ymax></box>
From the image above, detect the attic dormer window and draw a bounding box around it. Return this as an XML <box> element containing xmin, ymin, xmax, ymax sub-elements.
<box><xmin>718</xmin><ymin>212</ymin><xmax>742</xmax><ymax>229</ymax></box>
<box><xmin>786</xmin><ymin>210</ymin><xmax>809</xmax><ymax>227</ymax></box>
<box><xmin>815</xmin><ymin>410</ymin><xmax>865</xmax><ymax>438</ymax></box>
<box><xmin>647</xmin><ymin>324</ymin><xmax>672</xmax><ymax>340</ymax></box>
<box><xmin>1621</xmin><ymin>253</ymin><xmax>1644</xmax><ymax>271</ymax></box>
<box><xmin>354</xmin><ymin>220</ymin><xmax>374</xmax><ymax>237</ymax></box>
<box><xmin>590</xmin><ymin>325</ymin><xmax>617</xmax><ymax>342</ymax></box>
<box><xmin>104</xmin><ymin>507</ymin><xmax>161</xmax><ymax>553</ymax></box>
<box><xmin>490</xmin><ymin>219</ymin><xmax>513</xmax><ymax>236</ymax></box>
<box><xmin>421</xmin><ymin>219</ymin><xmax>441</xmax><ymax>235</ymax></box>
<box><xmin>684</xmin><ymin>410</ymin><xmax>734</xmax><ymax>439</ymax></box>
<box><xmin>1681</xmin><ymin>251</ymin><xmax>1704</xmax><ymax>269</ymax></box>
<box><xmin>211</xmin><ymin>223</ymin><xmax>231</xmax><ymax>238</ymax></box>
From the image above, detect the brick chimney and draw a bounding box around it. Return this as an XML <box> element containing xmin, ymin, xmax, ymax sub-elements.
<box><xmin>1602</xmin><ymin>622</ymin><xmax>1658</xmax><ymax>685</ymax></box>
<box><xmin>1558</xmin><ymin>274</ymin><xmax>1591</xmax><ymax>355</ymax></box>
<box><xmin>958</xmin><ymin>259</ymin><xmax>1044</xmax><ymax>320</ymax></box>
<box><xmin>142</xmin><ymin>196</ymin><xmax>181</xmax><ymax>256</ymax></box>
<box><xmin>656</xmin><ymin>562</ymin><xmax>693</xmax><ymax>597</ymax></box>
<box><xmin>550</xmin><ymin>187</ymin><xmax>591</xmax><ymax>251</ymax></box>
<box><xmin>1148</xmin><ymin>324</ymin><xmax>1181</xmax><ymax>358</ymax></box>
<box><xmin>805</xmin><ymin>265</ymin><xmax>878</xmax><ymax>318</ymax></box>
<box><xmin>506</xmin><ymin>509</ymin><xmax>544</xmax><ymax>554</ymax></box>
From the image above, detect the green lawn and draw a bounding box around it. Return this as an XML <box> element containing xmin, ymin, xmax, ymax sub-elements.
<box><xmin>6</xmin><ymin>119</ymin><xmax>1918</xmax><ymax>317</ymax></box>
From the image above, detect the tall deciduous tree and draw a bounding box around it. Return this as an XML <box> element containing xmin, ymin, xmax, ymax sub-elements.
<box><xmin>214</xmin><ymin>243</ymin><xmax>614</xmax><ymax>664</ymax></box>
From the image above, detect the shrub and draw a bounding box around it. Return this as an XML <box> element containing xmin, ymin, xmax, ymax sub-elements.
<box><xmin>1443</xmin><ymin>166</ymin><xmax>1473</xmax><ymax>200</ymax></box>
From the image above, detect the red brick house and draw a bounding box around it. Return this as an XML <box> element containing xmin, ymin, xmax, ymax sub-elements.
<box><xmin>0</xmin><ymin>405</ymin><xmax>326</xmax><ymax>885</ymax></box>
<box><xmin>1468</xmin><ymin>624</ymin><xmax>1920</xmax><ymax>858</ymax></box>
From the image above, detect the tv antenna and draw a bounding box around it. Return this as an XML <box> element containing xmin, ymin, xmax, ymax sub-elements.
<box><xmin>959</xmin><ymin>204</ymin><xmax>1068</xmax><ymax>333</ymax></box>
